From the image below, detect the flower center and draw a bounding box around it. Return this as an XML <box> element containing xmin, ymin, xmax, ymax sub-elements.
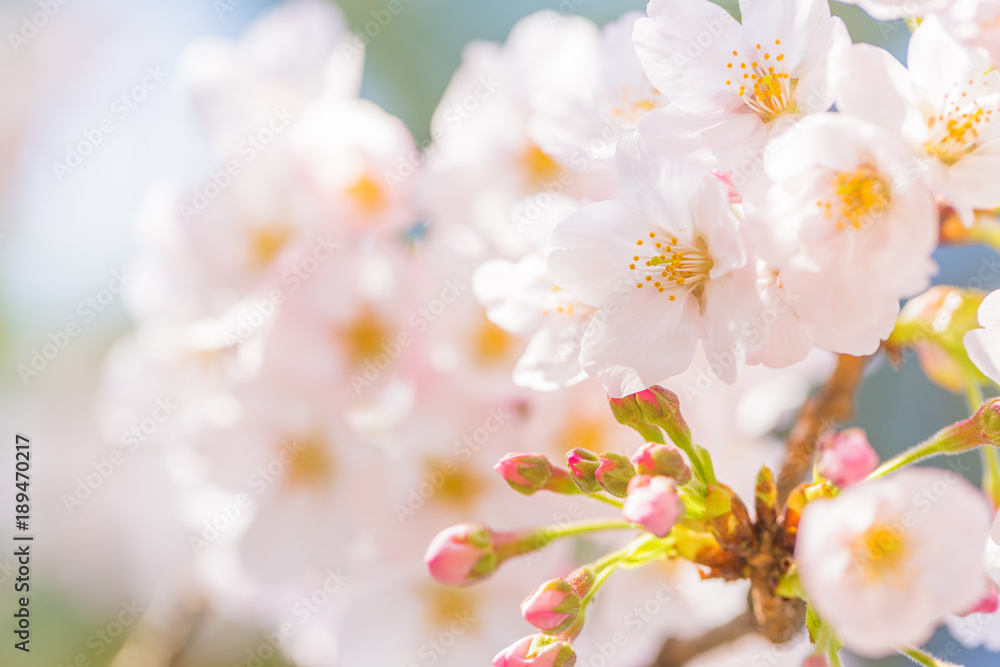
<box><xmin>630</xmin><ymin>231</ymin><xmax>713</xmax><ymax>300</ymax></box>
<box><xmin>473</xmin><ymin>315</ymin><xmax>516</xmax><ymax>366</ymax></box>
<box><xmin>339</xmin><ymin>305</ymin><xmax>393</xmax><ymax>366</ymax></box>
<box><xmin>522</xmin><ymin>143</ymin><xmax>563</xmax><ymax>184</ymax></box>
<box><xmin>818</xmin><ymin>164</ymin><xmax>892</xmax><ymax>231</ymax></box>
<box><xmin>281</xmin><ymin>434</ymin><xmax>336</xmax><ymax>490</ymax></box>
<box><xmin>726</xmin><ymin>41</ymin><xmax>793</xmax><ymax>120</ymax></box>
<box><xmin>924</xmin><ymin>72</ymin><xmax>999</xmax><ymax>165</ymax></box>
<box><xmin>346</xmin><ymin>172</ymin><xmax>386</xmax><ymax>215</ymax></box>
<box><xmin>851</xmin><ymin>523</ymin><xmax>911</xmax><ymax>586</ymax></box>
<box><xmin>248</xmin><ymin>224</ymin><xmax>293</xmax><ymax>269</ymax></box>
<box><xmin>423</xmin><ymin>456</ymin><xmax>488</xmax><ymax>511</ymax></box>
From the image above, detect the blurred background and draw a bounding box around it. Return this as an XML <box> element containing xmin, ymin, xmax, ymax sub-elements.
<box><xmin>0</xmin><ymin>0</ymin><xmax>995</xmax><ymax>665</ymax></box>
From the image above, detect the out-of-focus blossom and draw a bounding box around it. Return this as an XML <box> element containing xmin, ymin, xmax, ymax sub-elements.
<box><xmin>837</xmin><ymin>0</ymin><xmax>950</xmax><ymax>20</ymax></box>
<box><xmin>796</xmin><ymin>468</ymin><xmax>991</xmax><ymax>656</ymax></box>
<box><xmin>939</xmin><ymin>0</ymin><xmax>1000</xmax><ymax>66</ymax></box>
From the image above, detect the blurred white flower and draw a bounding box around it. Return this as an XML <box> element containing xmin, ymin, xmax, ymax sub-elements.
<box><xmin>796</xmin><ymin>468</ymin><xmax>992</xmax><ymax>657</ymax></box>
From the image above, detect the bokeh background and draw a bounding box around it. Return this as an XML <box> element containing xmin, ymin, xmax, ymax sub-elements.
<box><xmin>0</xmin><ymin>0</ymin><xmax>995</xmax><ymax>665</ymax></box>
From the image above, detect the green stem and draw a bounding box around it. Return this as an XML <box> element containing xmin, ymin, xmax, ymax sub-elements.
<box><xmin>867</xmin><ymin>417</ymin><xmax>984</xmax><ymax>479</ymax></box>
<box><xmin>586</xmin><ymin>493</ymin><xmax>625</xmax><ymax>509</ymax></box>
<box><xmin>965</xmin><ymin>377</ymin><xmax>1000</xmax><ymax>511</ymax></box>
<box><xmin>499</xmin><ymin>519</ymin><xmax>639</xmax><ymax>559</ymax></box>
<box><xmin>899</xmin><ymin>646</ymin><xmax>943</xmax><ymax>667</ymax></box>
<box><xmin>547</xmin><ymin>519</ymin><xmax>637</xmax><ymax>539</ymax></box>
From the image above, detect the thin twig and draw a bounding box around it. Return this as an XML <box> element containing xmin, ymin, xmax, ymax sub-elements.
<box><xmin>649</xmin><ymin>611</ymin><xmax>754</xmax><ymax>667</ymax></box>
<box><xmin>776</xmin><ymin>353</ymin><xmax>870</xmax><ymax>504</ymax></box>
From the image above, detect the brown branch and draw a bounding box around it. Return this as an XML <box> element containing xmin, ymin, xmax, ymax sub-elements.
<box><xmin>649</xmin><ymin>611</ymin><xmax>755</xmax><ymax>667</ymax></box>
<box><xmin>776</xmin><ymin>353</ymin><xmax>870</xmax><ymax>504</ymax></box>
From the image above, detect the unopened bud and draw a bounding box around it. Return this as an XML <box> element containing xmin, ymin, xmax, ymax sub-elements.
<box><xmin>520</xmin><ymin>579</ymin><xmax>581</xmax><ymax>634</ymax></box>
<box><xmin>634</xmin><ymin>386</ymin><xmax>693</xmax><ymax>448</ymax></box>
<box><xmin>566</xmin><ymin>448</ymin><xmax>602</xmax><ymax>494</ymax></box>
<box><xmin>622</xmin><ymin>475</ymin><xmax>682</xmax><ymax>538</ymax></box>
<box><xmin>495</xmin><ymin>453</ymin><xmax>579</xmax><ymax>496</ymax></box>
<box><xmin>631</xmin><ymin>442</ymin><xmax>691</xmax><ymax>484</ymax></box>
<box><xmin>595</xmin><ymin>453</ymin><xmax>636</xmax><ymax>498</ymax></box>
<box><xmin>425</xmin><ymin>523</ymin><xmax>498</xmax><ymax>585</ymax></box>
<box><xmin>817</xmin><ymin>429</ymin><xmax>879</xmax><ymax>488</ymax></box>
<box><xmin>493</xmin><ymin>634</ymin><xmax>577</xmax><ymax>667</ymax></box>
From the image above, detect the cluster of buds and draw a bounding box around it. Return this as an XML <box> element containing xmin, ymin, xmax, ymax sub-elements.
<box><xmin>425</xmin><ymin>386</ymin><xmax>839</xmax><ymax>661</ymax></box>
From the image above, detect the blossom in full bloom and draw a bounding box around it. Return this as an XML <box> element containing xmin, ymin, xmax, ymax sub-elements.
<box><xmin>745</xmin><ymin>113</ymin><xmax>939</xmax><ymax>359</ymax></box>
<box><xmin>795</xmin><ymin>468</ymin><xmax>992</xmax><ymax>656</ymax></box>
<box><xmin>633</xmin><ymin>0</ymin><xmax>848</xmax><ymax>173</ymax></box>
<box><xmin>965</xmin><ymin>289</ymin><xmax>1000</xmax><ymax>384</ymax></box>
<box><xmin>548</xmin><ymin>135</ymin><xmax>763</xmax><ymax>396</ymax></box>
<box><xmin>832</xmin><ymin>16</ymin><xmax>1000</xmax><ymax>224</ymax></box>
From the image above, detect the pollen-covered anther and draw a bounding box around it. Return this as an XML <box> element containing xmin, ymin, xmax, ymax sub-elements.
<box><xmin>629</xmin><ymin>231</ymin><xmax>713</xmax><ymax>300</ymax></box>
<box><xmin>821</xmin><ymin>164</ymin><xmax>892</xmax><ymax>231</ymax></box>
<box><xmin>725</xmin><ymin>45</ymin><xmax>792</xmax><ymax>119</ymax></box>
<box><xmin>924</xmin><ymin>74</ymin><xmax>1000</xmax><ymax>165</ymax></box>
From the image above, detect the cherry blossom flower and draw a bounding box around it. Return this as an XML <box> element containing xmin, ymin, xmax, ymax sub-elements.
<box><xmin>633</xmin><ymin>0</ymin><xmax>848</xmax><ymax>173</ymax></box>
<box><xmin>796</xmin><ymin>468</ymin><xmax>992</xmax><ymax>656</ymax></box>
<box><xmin>745</xmin><ymin>113</ymin><xmax>939</xmax><ymax>358</ymax></box>
<box><xmin>832</xmin><ymin>16</ymin><xmax>1000</xmax><ymax>224</ymax></box>
<box><xmin>939</xmin><ymin>0</ymin><xmax>1000</xmax><ymax>66</ymax></box>
<box><xmin>548</xmin><ymin>135</ymin><xmax>763</xmax><ymax>397</ymax></box>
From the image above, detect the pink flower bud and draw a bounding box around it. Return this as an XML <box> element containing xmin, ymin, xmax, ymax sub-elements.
<box><xmin>817</xmin><ymin>429</ymin><xmax>879</xmax><ymax>488</ymax></box>
<box><xmin>425</xmin><ymin>523</ymin><xmax>497</xmax><ymax>585</ymax></box>
<box><xmin>622</xmin><ymin>475</ymin><xmax>682</xmax><ymax>538</ymax></box>
<box><xmin>493</xmin><ymin>634</ymin><xmax>577</xmax><ymax>667</ymax></box>
<box><xmin>495</xmin><ymin>453</ymin><xmax>578</xmax><ymax>496</ymax></box>
<box><xmin>566</xmin><ymin>448</ymin><xmax>601</xmax><ymax>493</ymax></box>
<box><xmin>520</xmin><ymin>579</ymin><xmax>581</xmax><ymax>634</ymax></box>
<box><xmin>594</xmin><ymin>453</ymin><xmax>635</xmax><ymax>498</ymax></box>
<box><xmin>961</xmin><ymin>584</ymin><xmax>1000</xmax><ymax>615</ymax></box>
<box><xmin>801</xmin><ymin>656</ymin><xmax>830</xmax><ymax>667</ymax></box>
<box><xmin>631</xmin><ymin>442</ymin><xmax>692</xmax><ymax>484</ymax></box>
